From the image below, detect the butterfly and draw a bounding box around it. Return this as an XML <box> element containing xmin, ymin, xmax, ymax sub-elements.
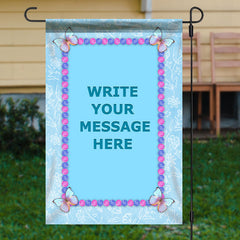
<box><xmin>149</xmin><ymin>27</ymin><xmax>175</xmax><ymax>52</ymax></box>
<box><xmin>149</xmin><ymin>187</ymin><xmax>175</xmax><ymax>213</ymax></box>
<box><xmin>53</xmin><ymin>27</ymin><xmax>78</xmax><ymax>52</ymax></box>
<box><xmin>53</xmin><ymin>187</ymin><xmax>78</xmax><ymax>213</ymax></box>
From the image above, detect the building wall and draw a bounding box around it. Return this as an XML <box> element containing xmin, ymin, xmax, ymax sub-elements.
<box><xmin>1</xmin><ymin>0</ymin><xmax>240</xmax><ymax>128</ymax></box>
<box><xmin>1</xmin><ymin>0</ymin><xmax>240</xmax><ymax>93</ymax></box>
<box><xmin>0</xmin><ymin>0</ymin><xmax>143</xmax><ymax>93</ymax></box>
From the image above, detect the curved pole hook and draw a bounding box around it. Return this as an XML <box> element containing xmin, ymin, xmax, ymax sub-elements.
<box><xmin>183</xmin><ymin>6</ymin><xmax>204</xmax><ymax>24</ymax></box>
<box><xmin>24</xmin><ymin>7</ymin><xmax>45</xmax><ymax>22</ymax></box>
<box><xmin>190</xmin><ymin>6</ymin><xmax>204</xmax><ymax>23</ymax></box>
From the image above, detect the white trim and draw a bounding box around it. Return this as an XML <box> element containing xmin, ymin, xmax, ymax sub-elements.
<box><xmin>141</xmin><ymin>0</ymin><xmax>152</xmax><ymax>19</ymax></box>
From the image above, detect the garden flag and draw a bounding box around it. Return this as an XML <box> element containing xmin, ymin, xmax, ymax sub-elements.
<box><xmin>46</xmin><ymin>19</ymin><xmax>182</xmax><ymax>224</ymax></box>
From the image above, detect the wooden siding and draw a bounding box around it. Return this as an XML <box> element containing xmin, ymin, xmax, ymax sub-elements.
<box><xmin>0</xmin><ymin>0</ymin><xmax>143</xmax><ymax>93</ymax></box>
<box><xmin>1</xmin><ymin>0</ymin><xmax>240</xmax><ymax>93</ymax></box>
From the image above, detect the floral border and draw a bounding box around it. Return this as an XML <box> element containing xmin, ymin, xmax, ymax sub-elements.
<box><xmin>60</xmin><ymin>37</ymin><xmax>165</xmax><ymax>207</ymax></box>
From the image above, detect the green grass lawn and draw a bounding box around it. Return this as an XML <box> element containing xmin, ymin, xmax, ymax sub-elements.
<box><xmin>0</xmin><ymin>137</ymin><xmax>240</xmax><ymax>239</ymax></box>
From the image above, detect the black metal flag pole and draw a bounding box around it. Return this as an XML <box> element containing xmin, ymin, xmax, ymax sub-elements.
<box><xmin>183</xmin><ymin>7</ymin><xmax>204</xmax><ymax>240</ymax></box>
<box><xmin>24</xmin><ymin>7</ymin><xmax>204</xmax><ymax>239</ymax></box>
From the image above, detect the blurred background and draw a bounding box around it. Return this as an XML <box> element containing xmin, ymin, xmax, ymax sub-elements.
<box><xmin>0</xmin><ymin>1</ymin><xmax>239</xmax><ymax>239</ymax></box>
<box><xmin>1</xmin><ymin>0</ymin><xmax>240</xmax><ymax>136</ymax></box>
